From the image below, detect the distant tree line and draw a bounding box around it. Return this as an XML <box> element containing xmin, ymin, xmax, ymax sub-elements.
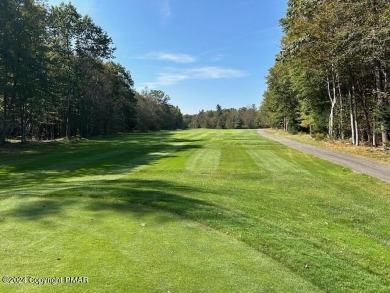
<box><xmin>135</xmin><ymin>89</ymin><xmax>184</xmax><ymax>131</ymax></box>
<box><xmin>259</xmin><ymin>0</ymin><xmax>390</xmax><ymax>146</ymax></box>
<box><xmin>185</xmin><ymin>104</ymin><xmax>258</xmax><ymax>129</ymax></box>
<box><xmin>0</xmin><ymin>0</ymin><xmax>183</xmax><ymax>144</ymax></box>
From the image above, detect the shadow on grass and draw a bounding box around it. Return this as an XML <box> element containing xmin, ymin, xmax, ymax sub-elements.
<box><xmin>0</xmin><ymin>131</ymin><xmax>244</xmax><ymax>226</ymax></box>
<box><xmin>0</xmin><ymin>131</ymin><xmax>203</xmax><ymax>189</ymax></box>
<box><xmin>1</xmin><ymin>178</ymin><xmax>245</xmax><ymax>229</ymax></box>
<box><xmin>0</xmin><ymin>130</ymin><xmax>257</xmax><ymax>253</ymax></box>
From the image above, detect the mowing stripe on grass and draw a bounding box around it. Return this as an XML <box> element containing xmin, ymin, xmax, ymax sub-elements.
<box><xmin>1</xmin><ymin>129</ymin><xmax>390</xmax><ymax>292</ymax></box>
<box><xmin>185</xmin><ymin>149</ymin><xmax>221</xmax><ymax>174</ymax></box>
<box><xmin>0</xmin><ymin>196</ymin><xmax>321</xmax><ymax>293</ymax></box>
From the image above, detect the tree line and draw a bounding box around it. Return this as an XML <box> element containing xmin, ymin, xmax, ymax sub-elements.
<box><xmin>259</xmin><ymin>0</ymin><xmax>390</xmax><ymax>146</ymax></box>
<box><xmin>185</xmin><ymin>104</ymin><xmax>258</xmax><ymax>129</ymax></box>
<box><xmin>0</xmin><ymin>0</ymin><xmax>184</xmax><ymax>144</ymax></box>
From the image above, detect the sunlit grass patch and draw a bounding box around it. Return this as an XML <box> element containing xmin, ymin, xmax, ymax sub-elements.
<box><xmin>1</xmin><ymin>129</ymin><xmax>389</xmax><ymax>292</ymax></box>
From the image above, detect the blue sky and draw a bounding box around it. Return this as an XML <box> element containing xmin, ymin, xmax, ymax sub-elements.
<box><xmin>46</xmin><ymin>0</ymin><xmax>287</xmax><ymax>114</ymax></box>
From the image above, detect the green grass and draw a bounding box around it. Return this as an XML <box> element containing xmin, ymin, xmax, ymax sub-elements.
<box><xmin>265</xmin><ymin>128</ymin><xmax>390</xmax><ymax>165</ymax></box>
<box><xmin>1</xmin><ymin>129</ymin><xmax>389</xmax><ymax>292</ymax></box>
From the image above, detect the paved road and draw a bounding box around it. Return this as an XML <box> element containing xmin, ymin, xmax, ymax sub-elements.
<box><xmin>257</xmin><ymin>129</ymin><xmax>390</xmax><ymax>184</ymax></box>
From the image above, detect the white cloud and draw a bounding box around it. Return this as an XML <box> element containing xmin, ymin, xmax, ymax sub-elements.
<box><xmin>152</xmin><ymin>73</ymin><xmax>189</xmax><ymax>86</ymax></box>
<box><xmin>159</xmin><ymin>0</ymin><xmax>172</xmax><ymax>24</ymax></box>
<box><xmin>144</xmin><ymin>66</ymin><xmax>248</xmax><ymax>88</ymax></box>
<box><xmin>143</xmin><ymin>74</ymin><xmax>186</xmax><ymax>88</ymax></box>
<box><xmin>189</xmin><ymin>67</ymin><xmax>247</xmax><ymax>79</ymax></box>
<box><xmin>209</xmin><ymin>54</ymin><xmax>225</xmax><ymax>62</ymax></box>
<box><xmin>145</xmin><ymin>52</ymin><xmax>197</xmax><ymax>63</ymax></box>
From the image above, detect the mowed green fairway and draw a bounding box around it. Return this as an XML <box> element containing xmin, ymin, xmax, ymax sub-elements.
<box><xmin>1</xmin><ymin>129</ymin><xmax>389</xmax><ymax>292</ymax></box>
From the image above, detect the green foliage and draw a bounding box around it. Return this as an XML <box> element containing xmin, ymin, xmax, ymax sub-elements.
<box><xmin>187</xmin><ymin>105</ymin><xmax>258</xmax><ymax>129</ymax></box>
<box><xmin>260</xmin><ymin>60</ymin><xmax>301</xmax><ymax>131</ymax></box>
<box><xmin>135</xmin><ymin>89</ymin><xmax>184</xmax><ymax>131</ymax></box>
<box><xmin>0</xmin><ymin>1</ymin><xmax>183</xmax><ymax>143</ymax></box>
<box><xmin>311</xmin><ymin>132</ymin><xmax>325</xmax><ymax>141</ymax></box>
<box><xmin>48</xmin><ymin>2</ymin><xmax>116</xmax><ymax>138</ymax></box>
<box><xmin>234</xmin><ymin>115</ymin><xmax>243</xmax><ymax>129</ymax></box>
<box><xmin>261</xmin><ymin>0</ymin><xmax>390</xmax><ymax>144</ymax></box>
<box><xmin>0</xmin><ymin>0</ymin><xmax>49</xmax><ymax>143</ymax></box>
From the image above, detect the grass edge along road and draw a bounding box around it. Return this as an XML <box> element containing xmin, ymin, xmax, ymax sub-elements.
<box><xmin>1</xmin><ymin>129</ymin><xmax>389</xmax><ymax>292</ymax></box>
<box><xmin>257</xmin><ymin>129</ymin><xmax>390</xmax><ymax>184</ymax></box>
<box><xmin>264</xmin><ymin>128</ymin><xmax>390</xmax><ymax>166</ymax></box>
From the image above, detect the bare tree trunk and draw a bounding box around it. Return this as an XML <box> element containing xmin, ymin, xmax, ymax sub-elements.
<box><xmin>283</xmin><ymin>117</ymin><xmax>288</xmax><ymax>132</ymax></box>
<box><xmin>326</xmin><ymin>73</ymin><xmax>337</xmax><ymax>138</ymax></box>
<box><xmin>380</xmin><ymin>124</ymin><xmax>388</xmax><ymax>145</ymax></box>
<box><xmin>375</xmin><ymin>67</ymin><xmax>389</xmax><ymax>145</ymax></box>
<box><xmin>349</xmin><ymin>89</ymin><xmax>355</xmax><ymax>145</ymax></box>
<box><xmin>362</xmin><ymin>104</ymin><xmax>372</xmax><ymax>145</ymax></box>
<box><xmin>382</xmin><ymin>69</ymin><xmax>389</xmax><ymax>146</ymax></box>
<box><xmin>0</xmin><ymin>91</ymin><xmax>7</xmax><ymax>145</ymax></box>
<box><xmin>372</xmin><ymin>117</ymin><xmax>377</xmax><ymax>146</ymax></box>
<box><xmin>21</xmin><ymin>101</ymin><xmax>27</xmax><ymax>143</ymax></box>
<box><xmin>337</xmin><ymin>73</ymin><xmax>345</xmax><ymax>139</ymax></box>
<box><xmin>66</xmin><ymin>92</ymin><xmax>70</xmax><ymax>139</ymax></box>
<box><xmin>0</xmin><ymin>63</ymin><xmax>9</xmax><ymax>145</ymax></box>
<box><xmin>65</xmin><ymin>47</ymin><xmax>72</xmax><ymax>140</ymax></box>
<box><xmin>349</xmin><ymin>87</ymin><xmax>359</xmax><ymax>146</ymax></box>
<box><xmin>352</xmin><ymin>86</ymin><xmax>359</xmax><ymax>146</ymax></box>
<box><xmin>354</xmin><ymin>97</ymin><xmax>359</xmax><ymax>146</ymax></box>
<box><xmin>286</xmin><ymin>117</ymin><xmax>289</xmax><ymax>132</ymax></box>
